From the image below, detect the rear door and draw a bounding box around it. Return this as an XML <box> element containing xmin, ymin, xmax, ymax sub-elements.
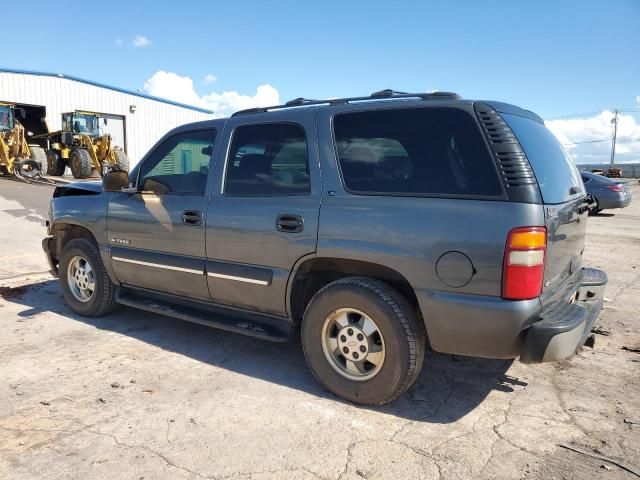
<box><xmin>204</xmin><ymin>111</ymin><xmax>321</xmax><ymax>317</ymax></box>
<box><xmin>502</xmin><ymin>113</ymin><xmax>587</xmax><ymax>293</ymax></box>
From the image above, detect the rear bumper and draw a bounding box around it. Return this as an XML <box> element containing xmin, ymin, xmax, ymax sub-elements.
<box><xmin>520</xmin><ymin>267</ymin><xmax>607</xmax><ymax>363</ymax></box>
<box><xmin>42</xmin><ymin>236</ymin><xmax>58</xmax><ymax>277</ymax></box>
<box><xmin>415</xmin><ymin>267</ymin><xmax>607</xmax><ymax>361</ymax></box>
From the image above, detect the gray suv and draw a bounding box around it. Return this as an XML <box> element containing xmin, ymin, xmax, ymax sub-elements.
<box><xmin>42</xmin><ymin>90</ymin><xmax>607</xmax><ymax>405</ymax></box>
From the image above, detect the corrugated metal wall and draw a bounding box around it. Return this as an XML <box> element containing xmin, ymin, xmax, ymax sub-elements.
<box><xmin>0</xmin><ymin>71</ymin><xmax>212</xmax><ymax>165</ymax></box>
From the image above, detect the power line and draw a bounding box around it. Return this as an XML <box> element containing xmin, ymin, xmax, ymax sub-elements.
<box><xmin>546</xmin><ymin>107</ymin><xmax>640</xmax><ymax>120</ymax></box>
<box><xmin>563</xmin><ymin>139</ymin><xmax>611</xmax><ymax>146</ymax></box>
<box><xmin>547</xmin><ymin>111</ymin><xmax>604</xmax><ymax>120</ymax></box>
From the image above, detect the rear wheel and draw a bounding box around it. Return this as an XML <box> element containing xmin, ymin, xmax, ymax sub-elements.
<box><xmin>47</xmin><ymin>150</ymin><xmax>66</xmax><ymax>176</ymax></box>
<box><xmin>301</xmin><ymin>277</ymin><xmax>426</xmax><ymax>405</ymax></box>
<box><xmin>70</xmin><ymin>148</ymin><xmax>93</xmax><ymax>179</ymax></box>
<box><xmin>588</xmin><ymin>199</ymin><xmax>600</xmax><ymax>215</ymax></box>
<box><xmin>29</xmin><ymin>146</ymin><xmax>47</xmax><ymax>175</ymax></box>
<box><xmin>59</xmin><ymin>238</ymin><xmax>118</xmax><ymax>316</ymax></box>
<box><xmin>114</xmin><ymin>149</ymin><xmax>129</xmax><ymax>172</ymax></box>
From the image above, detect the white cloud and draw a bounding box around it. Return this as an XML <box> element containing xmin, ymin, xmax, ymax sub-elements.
<box><xmin>203</xmin><ymin>74</ymin><xmax>217</xmax><ymax>85</ymax></box>
<box><xmin>144</xmin><ymin>71</ymin><xmax>202</xmax><ymax>106</ymax></box>
<box><xmin>143</xmin><ymin>70</ymin><xmax>280</xmax><ymax>118</ymax></box>
<box><xmin>115</xmin><ymin>38</ymin><xmax>123</xmax><ymax>47</ymax></box>
<box><xmin>132</xmin><ymin>35</ymin><xmax>152</xmax><ymax>48</ymax></box>
<box><xmin>547</xmin><ymin>110</ymin><xmax>640</xmax><ymax>164</ymax></box>
<box><xmin>636</xmin><ymin>95</ymin><xmax>640</xmax><ymax>105</ymax></box>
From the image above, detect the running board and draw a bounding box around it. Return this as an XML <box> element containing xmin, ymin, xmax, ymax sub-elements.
<box><xmin>116</xmin><ymin>288</ymin><xmax>292</xmax><ymax>342</ymax></box>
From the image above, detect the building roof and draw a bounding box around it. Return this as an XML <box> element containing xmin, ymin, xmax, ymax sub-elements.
<box><xmin>0</xmin><ymin>67</ymin><xmax>214</xmax><ymax>114</ymax></box>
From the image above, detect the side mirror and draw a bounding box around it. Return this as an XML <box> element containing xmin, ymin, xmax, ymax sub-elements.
<box><xmin>201</xmin><ymin>145</ymin><xmax>213</xmax><ymax>156</ymax></box>
<box><xmin>102</xmin><ymin>169</ymin><xmax>131</xmax><ymax>192</ymax></box>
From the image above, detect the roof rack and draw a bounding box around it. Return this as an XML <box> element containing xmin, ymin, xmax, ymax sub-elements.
<box><xmin>231</xmin><ymin>89</ymin><xmax>461</xmax><ymax>117</ymax></box>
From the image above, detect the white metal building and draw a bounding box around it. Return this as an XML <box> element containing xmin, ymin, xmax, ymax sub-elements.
<box><xmin>0</xmin><ymin>68</ymin><xmax>213</xmax><ymax>166</ymax></box>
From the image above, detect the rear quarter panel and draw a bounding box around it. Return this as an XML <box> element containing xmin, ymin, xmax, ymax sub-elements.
<box><xmin>317</xmin><ymin>196</ymin><xmax>545</xmax><ymax>296</ymax></box>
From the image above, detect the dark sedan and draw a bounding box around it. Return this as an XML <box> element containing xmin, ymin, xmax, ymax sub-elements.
<box><xmin>581</xmin><ymin>171</ymin><xmax>632</xmax><ymax>214</ymax></box>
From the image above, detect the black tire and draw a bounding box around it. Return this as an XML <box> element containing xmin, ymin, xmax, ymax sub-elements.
<box><xmin>114</xmin><ymin>149</ymin><xmax>129</xmax><ymax>172</ymax></box>
<box><xmin>59</xmin><ymin>238</ymin><xmax>118</xmax><ymax>317</ymax></box>
<box><xmin>70</xmin><ymin>148</ymin><xmax>93</xmax><ymax>179</ymax></box>
<box><xmin>588</xmin><ymin>199</ymin><xmax>600</xmax><ymax>216</ymax></box>
<box><xmin>301</xmin><ymin>277</ymin><xmax>426</xmax><ymax>405</ymax></box>
<box><xmin>47</xmin><ymin>150</ymin><xmax>66</xmax><ymax>176</ymax></box>
<box><xmin>29</xmin><ymin>146</ymin><xmax>48</xmax><ymax>175</ymax></box>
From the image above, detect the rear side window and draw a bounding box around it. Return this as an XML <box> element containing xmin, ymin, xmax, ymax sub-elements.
<box><xmin>225</xmin><ymin>123</ymin><xmax>310</xmax><ymax>195</ymax></box>
<box><xmin>333</xmin><ymin>108</ymin><xmax>502</xmax><ymax>197</ymax></box>
<box><xmin>502</xmin><ymin>113</ymin><xmax>585</xmax><ymax>204</ymax></box>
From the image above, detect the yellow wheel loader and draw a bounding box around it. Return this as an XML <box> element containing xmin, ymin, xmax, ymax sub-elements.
<box><xmin>0</xmin><ymin>103</ymin><xmax>47</xmax><ymax>178</ymax></box>
<box><xmin>47</xmin><ymin>111</ymin><xmax>129</xmax><ymax>179</ymax></box>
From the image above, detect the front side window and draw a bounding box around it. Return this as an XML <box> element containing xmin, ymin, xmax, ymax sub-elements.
<box><xmin>225</xmin><ymin>123</ymin><xmax>310</xmax><ymax>195</ymax></box>
<box><xmin>333</xmin><ymin>107</ymin><xmax>503</xmax><ymax>197</ymax></box>
<box><xmin>138</xmin><ymin>129</ymin><xmax>216</xmax><ymax>195</ymax></box>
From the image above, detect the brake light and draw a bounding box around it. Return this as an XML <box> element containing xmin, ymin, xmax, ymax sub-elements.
<box><xmin>502</xmin><ymin>227</ymin><xmax>547</xmax><ymax>300</ymax></box>
<box><xmin>605</xmin><ymin>184</ymin><xmax>624</xmax><ymax>192</ymax></box>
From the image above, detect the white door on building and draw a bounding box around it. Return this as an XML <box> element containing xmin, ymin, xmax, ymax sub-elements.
<box><xmin>99</xmin><ymin>114</ymin><xmax>126</xmax><ymax>152</ymax></box>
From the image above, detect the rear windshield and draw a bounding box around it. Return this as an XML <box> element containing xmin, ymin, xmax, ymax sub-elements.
<box><xmin>333</xmin><ymin>107</ymin><xmax>503</xmax><ymax>197</ymax></box>
<box><xmin>502</xmin><ymin>113</ymin><xmax>585</xmax><ymax>204</ymax></box>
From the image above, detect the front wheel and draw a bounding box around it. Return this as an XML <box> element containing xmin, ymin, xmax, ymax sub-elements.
<box><xmin>301</xmin><ymin>277</ymin><xmax>426</xmax><ymax>405</ymax></box>
<box><xmin>59</xmin><ymin>238</ymin><xmax>118</xmax><ymax>316</ymax></box>
<box><xmin>69</xmin><ymin>148</ymin><xmax>93</xmax><ymax>179</ymax></box>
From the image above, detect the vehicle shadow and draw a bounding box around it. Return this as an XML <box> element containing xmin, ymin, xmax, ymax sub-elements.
<box><xmin>5</xmin><ymin>280</ymin><xmax>525</xmax><ymax>423</ymax></box>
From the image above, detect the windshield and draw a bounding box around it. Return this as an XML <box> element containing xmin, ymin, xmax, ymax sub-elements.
<box><xmin>0</xmin><ymin>106</ymin><xmax>14</xmax><ymax>131</ymax></box>
<box><xmin>71</xmin><ymin>113</ymin><xmax>99</xmax><ymax>135</ymax></box>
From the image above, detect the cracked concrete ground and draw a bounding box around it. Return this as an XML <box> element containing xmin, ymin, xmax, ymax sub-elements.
<box><xmin>0</xmin><ymin>178</ymin><xmax>639</xmax><ymax>480</ymax></box>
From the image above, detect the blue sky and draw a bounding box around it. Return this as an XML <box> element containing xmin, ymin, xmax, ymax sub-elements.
<box><xmin>4</xmin><ymin>0</ymin><xmax>640</xmax><ymax>162</ymax></box>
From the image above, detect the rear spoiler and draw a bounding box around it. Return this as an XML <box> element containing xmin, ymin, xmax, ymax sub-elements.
<box><xmin>482</xmin><ymin>101</ymin><xmax>544</xmax><ymax>124</ymax></box>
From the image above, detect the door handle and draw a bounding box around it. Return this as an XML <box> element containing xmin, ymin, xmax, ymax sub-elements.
<box><xmin>276</xmin><ymin>214</ymin><xmax>304</xmax><ymax>233</ymax></box>
<box><xmin>182</xmin><ymin>210</ymin><xmax>203</xmax><ymax>226</ymax></box>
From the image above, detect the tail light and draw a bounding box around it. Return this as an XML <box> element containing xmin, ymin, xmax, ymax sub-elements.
<box><xmin>502</xmin><ymin>227</ymin><xmax>547</xmax><ymax>300</ymax></box>
<box><xmin>605</xmin><ymin>184</ymin><xmax>624</xmax><ymax>192</ymax></box>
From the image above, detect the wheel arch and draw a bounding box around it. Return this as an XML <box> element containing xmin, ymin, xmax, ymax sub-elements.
<box><xmin>51</xmin><ymin>220</ymin><xmax>119</xmax><ymax>286</ymax></box>
<box><xmin>287</xmin><ymin>256</ymin><xmax>423</xmax><ymax>326</ymax></box>
<box><xmin>50</xmin><ymin>221</ymin><xmax>98</xmax><ymax>258</ymax></box>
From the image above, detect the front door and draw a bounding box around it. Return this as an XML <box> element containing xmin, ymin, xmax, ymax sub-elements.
<box><xmin>205</xmin><ymin>113</ymin><xmax>321</xmax><ymax>317</ymax></box>
<box><xmin>107</xmin><ymin>128</ymin><xmax>217</xmax><ymax>300</ymax></box>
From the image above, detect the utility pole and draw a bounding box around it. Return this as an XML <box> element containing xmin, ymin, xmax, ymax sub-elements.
<box><xmin>610</xmin><ymin>109</ymin><xmax>618</xmax><ymax>165</ymax></box>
